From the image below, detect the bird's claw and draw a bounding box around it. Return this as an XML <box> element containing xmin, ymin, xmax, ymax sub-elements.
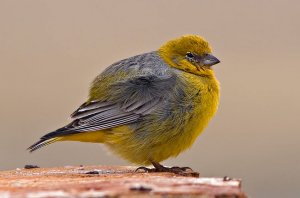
<box><xmin>135</xmin><ymin>166</ymin><xmax>155</xmax><ymax>173</ymax></box>
<box><xmin>168</xmin><ymin>166</ymin><xmax>199</xmax><ymax>177</ymax></box>
<box><xmin>135</xmin><ymin>164</ymin><xmax>199</xmax><ymax>177</ymax></box>
<box><xmin>170</xmin><ymin>166</ymin><xmax>194</xmax><ymax>172</ymax></box>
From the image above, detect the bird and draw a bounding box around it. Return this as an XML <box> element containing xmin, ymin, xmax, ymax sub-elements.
<box><xmin>28</xmin><ymin>35</ymin><xmax>220</xmax><ymax>175</ymax></box>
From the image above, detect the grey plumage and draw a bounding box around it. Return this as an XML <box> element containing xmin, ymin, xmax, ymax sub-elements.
<box><xmin>28</xmin><ymin>52</ymin><xmax>186</xmax><ymax>152</ymax></box>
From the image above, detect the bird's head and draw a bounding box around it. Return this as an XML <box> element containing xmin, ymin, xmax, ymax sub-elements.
<box><xmin>158</xmin><ymin>35</ymin><xmax>220</xmax><ymax>76</ymax></box>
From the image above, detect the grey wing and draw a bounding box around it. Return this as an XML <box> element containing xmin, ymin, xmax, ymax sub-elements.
<box><xmin>40</xmin><ymin>74</ymin><xmax>177</xmax><ymax>139</ymax></box>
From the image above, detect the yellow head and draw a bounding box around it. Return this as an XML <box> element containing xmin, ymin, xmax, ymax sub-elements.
<box><xmin>158</xmin><ymin>35</ymin><xmax>220</xmax><ymax>76</ymax></box>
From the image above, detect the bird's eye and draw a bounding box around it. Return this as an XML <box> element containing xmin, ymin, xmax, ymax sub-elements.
<box><xmin>186</xmin><ymin>52</ymin><xmax>194</xmax><ymax>58</ymax></box>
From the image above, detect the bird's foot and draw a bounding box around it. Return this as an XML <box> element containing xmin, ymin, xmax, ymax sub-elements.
<box><xmin>135</xmin><ymin>162</ymin><xmax>199</xmax><ymax>177</ymax></box>
<box><xmin>135</xmin><ymin>166</ymin><xmax>156</xmax><ymax>173</ymax></box>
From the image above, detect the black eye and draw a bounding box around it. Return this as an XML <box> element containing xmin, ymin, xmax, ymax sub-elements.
<box><xmin>186</xmin><ymin>52</ymin><xmax>194</xmax><ymax>58</ymax></box>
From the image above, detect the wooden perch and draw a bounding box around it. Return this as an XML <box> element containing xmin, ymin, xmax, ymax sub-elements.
<box><xmin>0</xmin><ymin>165</ymin><xmax>247</xmax><ymax>197</ymax></box>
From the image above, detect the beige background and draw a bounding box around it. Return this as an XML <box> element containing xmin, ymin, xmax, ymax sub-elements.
<box><xmin>1</xmin><ymin>1</ymin><xmax>299</xmax><ymax>197</ymax></box>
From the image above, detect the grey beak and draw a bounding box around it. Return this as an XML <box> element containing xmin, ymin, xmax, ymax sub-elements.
<box><xmin>202</xmin><ymin>54</ymin><xmax>220</xmax><ymax>66</ymax></box>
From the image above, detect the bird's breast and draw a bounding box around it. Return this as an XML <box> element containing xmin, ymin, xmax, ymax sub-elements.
<box><xmin>175</xmin><ymin>72</ymin><xmax>220</xmax><ymax>147</ymax></box>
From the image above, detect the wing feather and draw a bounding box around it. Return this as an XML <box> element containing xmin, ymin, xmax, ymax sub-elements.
<box><xmin>28</xmin><ymin>52</ymin><xmax>178</xmax><ymax>152</ymax></box>
<box><xmin>34</xmin><ymin>73</ymin><xmax>176</xmax><ymax>141</ymax></box>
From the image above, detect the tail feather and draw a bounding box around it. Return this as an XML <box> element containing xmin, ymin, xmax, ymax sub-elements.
<box><xmin>28</xmin><ymin>125</ymin><xmax>76</xmax><ymax>152</ymax></box>
<box><xmin>28</xmin><ymin>137</ymin><xmax>62</xmax><ymax>152</ymax></box>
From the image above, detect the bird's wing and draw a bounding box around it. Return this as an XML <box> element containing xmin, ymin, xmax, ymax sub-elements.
<box><xmin>41</xmin><ymin>73</ymin><xmax>177</xmax><ymax>140</ymax></box>
<box><xmin>28</xmin><ymin>52</ymin><xmax>179</xmax><ymax>152</ymax></box>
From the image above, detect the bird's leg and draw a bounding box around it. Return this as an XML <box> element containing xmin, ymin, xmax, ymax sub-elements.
<box><xmin>135</xmin><ymin>161</ymin><xmax>199</xmax><ymax>177</ymax></box>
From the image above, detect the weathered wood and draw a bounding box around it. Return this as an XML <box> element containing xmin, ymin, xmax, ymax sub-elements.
<box><xmin>0</xmin><ymin>165</ymin><xmax>247</xmax><ymax>197</ymax></box>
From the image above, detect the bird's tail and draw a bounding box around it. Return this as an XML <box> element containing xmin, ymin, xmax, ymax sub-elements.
<box><xmin>28</xmin><ymin>128</ymin><xmax>108</xmax><ymax>152</ymax></box>
<box><xmin>28</xmin><ymin>132</ymin><xmax>63</xmax><ymax>152</ymax></box>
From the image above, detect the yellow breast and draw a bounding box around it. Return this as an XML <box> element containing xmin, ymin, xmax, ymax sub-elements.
<box><xmin>182</xmin><ymin>71</ymin><xmax>220</xmax><ymax>143</ymax></box>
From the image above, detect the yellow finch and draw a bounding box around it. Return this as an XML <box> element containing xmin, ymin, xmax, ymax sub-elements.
<box><xmin>29</xmin><ymin>35</ymin><xmax>220</xmax><ymax>174</ymax></box>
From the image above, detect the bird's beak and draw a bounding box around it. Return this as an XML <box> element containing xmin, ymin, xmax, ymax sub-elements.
<box><xmin>201</xmin><ymin>54</ymin><xmax>220</xmax><ymax>66</ymax></box>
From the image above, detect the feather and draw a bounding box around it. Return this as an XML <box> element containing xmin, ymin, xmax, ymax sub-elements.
<box><xmin>28</xmin><ymin>137</ymin><xmax>62</xmax><ymax>152</ymax></box>
<box><xmin>29</xmin><ymin>65</ymin><xmax>177</xmax><ymax>152</ymax></box>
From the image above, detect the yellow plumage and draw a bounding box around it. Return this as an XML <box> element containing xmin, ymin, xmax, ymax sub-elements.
<box><xmin>29</xmin><ymin>35</ymin><xmax>220</xmax><ymax>172</ymax></box>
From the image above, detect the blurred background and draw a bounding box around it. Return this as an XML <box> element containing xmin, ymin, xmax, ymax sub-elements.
<box><xmin>0</xmin><ymin>1</ymin><xmax>299</xmax><ymax>197</ymax></box>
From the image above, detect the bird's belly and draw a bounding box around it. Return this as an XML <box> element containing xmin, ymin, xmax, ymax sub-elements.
<box><xmin>148</xmin><ymin>108</ymin><xmax>213</xmax><ymax>163</ymax></box>
<box><xmin>105</xmin><ymin>95</ymin><xmax>218</xmax><ymax>165</ymax></box>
